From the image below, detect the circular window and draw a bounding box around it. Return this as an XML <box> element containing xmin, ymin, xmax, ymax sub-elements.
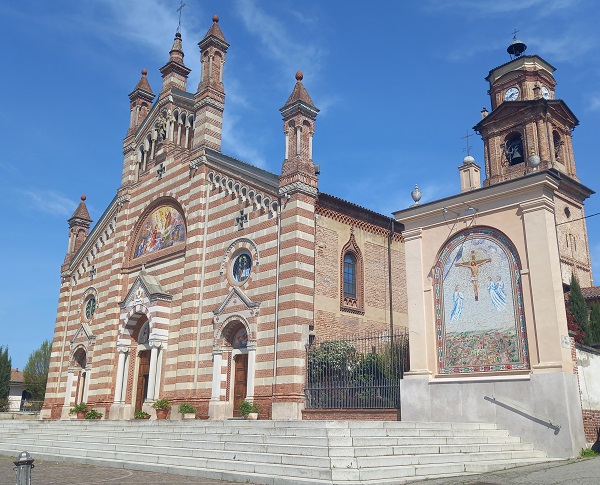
<box><xmin>232</xmin><ymin>252</ymin><xmax>252</xmax><ymax>283</ymax></box>
<box><xmin>85</xmin><ymin>297</ymin><xmax>96</xmax><ymax>320</ymax></box>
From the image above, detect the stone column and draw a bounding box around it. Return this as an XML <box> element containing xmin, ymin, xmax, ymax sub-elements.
<box><xmin>82</xmin><ymin>369</ymin><xmax>91</xmax><ymax>403</ymax></box>
<box><xmin>402</xmin><ymin>228</ymin><xmax>432</xmax><ymax>377</ymax></box>
<box><xmin>245</xmin><ymin>342</ymin><xmax>256</xmax><ymax>401</ymax></box>
<box><xmin>147</xmin><ymin>344</ymin><xmax>159</xmax><ymax>401</ymax></box>
<box><xmin>210</xmin><ymin>349</ymin><xmax>223</xmax><ymax>401</ymax></box>
<box><xmin>63</xmin><ymin>371</ymin><xmax>74</xmax><ymax>406</ymax></box>
<box><xmin>520</xmin><ymin>197</ymin><xmax>572</xmax><ymax>371</ymax></box>
<box><xmin>113</xmin><ymin>347</ymin><xmax>128</xmax><ymax>403</ymax></box>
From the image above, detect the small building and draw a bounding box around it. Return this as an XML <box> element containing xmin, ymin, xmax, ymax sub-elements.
<box><xmin>8</xmin><ymin>369</ymin><xmax>30</xmax><ymax>412</ymax></box>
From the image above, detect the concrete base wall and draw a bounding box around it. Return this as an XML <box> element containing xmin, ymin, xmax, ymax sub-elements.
<box><xmin>401</xmin><ymin>372</ymin><xmax>585</xmax><ymax>458</ymax></box>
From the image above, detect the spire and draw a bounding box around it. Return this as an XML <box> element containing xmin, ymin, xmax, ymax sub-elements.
<box><xmin>193</xmin><ymin>15</ymin><xmax>230</xmax><ymax>151</ymax></box>
<box><xmin>160</xmin><ymin>32</ymin><xmax>191</xmax><ymax>93</ymax></box>
<box><xmin>69</xmin><ymin>194</ymin><xmax>92</xmax><ymax>223</ymax></box>
<box><xmin>128</xmin><ymin>69</ymin><xmax>155</xmax><ymax>134</ymax></box>
<box><xmin>279</xmin><ymin>71</ymin><xmax>319</xmax><ymax>193</ymax></box>
<box><xmin>203</xmin><ymin>15</ymin><xmax>227</xmax><ymax>43</ymax></box>
<box><xmin>63</xmin><ymin>195</ymin><xmax>93</xmax><ymax>268</ymax></box>
<box><xmin>133</xmin><ymin>68</ymin><xmax>153</xmax><ymax>94</ymax></box>
<box><xmin>285</xmin><ymin>71</ymin><xmax>315</xmax><ymax>106</ymax></box>
<box><xmin>169</xmin><ymin>32</ymin><xmax>185</xmax><ymax>65</ymax></box>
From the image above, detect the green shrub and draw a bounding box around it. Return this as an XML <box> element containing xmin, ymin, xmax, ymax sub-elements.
<box><xmin>239</xmin><ymin>400</ymin><xmax>259</xmax><ymax>416</ymax></box>
<box><xmin>152</xmin><ymin>398</ymin><xmax>171</xmax><ymax>410</ymax></box>
<box><xmin>134</xmin><ymin>410</ymin><xmax>150</xmax><ymax>419</ymax></box>
<box><xmin>69</xmin><ymin>402</ymin><xmax>88</xmax><ymax>414</ymax></box>
<box><xmin>84</xmin><ymin>409</ymin><xmax>102</xmax><ymax>420</ymax></box>
<box><xmin>178</xmin><ymin>403</ymin><xmax>196</xmax><ymax>414</ymax></box>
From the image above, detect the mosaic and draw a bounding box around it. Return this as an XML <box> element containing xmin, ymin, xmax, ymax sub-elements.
<box><xmin>434</xmin><ymin>227</ymin><xmax>529</xmax><ymax>374</ymax></box>
<box><xmin>134</xmin><ymin>205</ymin><xmax>185</xmax><ymax>258</ymax></box>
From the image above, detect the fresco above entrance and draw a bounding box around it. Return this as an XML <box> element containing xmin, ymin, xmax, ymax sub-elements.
<box><xmin>134</xmin><ymin>205</ymin><xmax>185</xmax><ymax>258</ymax></box>
<box><xmin>434</xmin><ymin>227</ymin><xmax>529</xmax><ymax>374</ymax></box>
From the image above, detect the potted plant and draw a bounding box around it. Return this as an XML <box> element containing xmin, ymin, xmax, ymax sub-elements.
<box><xmin>134</xmin><ymin>410</ymin><xmax>150</xmax><ymax>420</ymax></box>
<box><xmin>178</xmin><ymin>403</ymin><xmax>197</xmax><ymax>420</ymax></box>
<box><xmin>84</xmin><ymin>409</ymin><xmax>103</xmax><ymax>420</ymax></box>
<box><xmin>239</xmin><ymin>400</ymin><xmax>259</xmax><ymax>420</ymax></box>
<box><xmin>69</xmin><ymin>402</ymin><xmax>88</xmax><ymax>419</ymax></box>
<box><xmin>152</xmin><ymin>398</ymin><xmax>171</xmax><ymax>420</ymax></box>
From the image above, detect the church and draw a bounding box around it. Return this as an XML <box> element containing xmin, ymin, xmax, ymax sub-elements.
<box><xmin>43</xmin><ymin>16</ymin><xmax>594</xmax><ymax>458</ymax></box>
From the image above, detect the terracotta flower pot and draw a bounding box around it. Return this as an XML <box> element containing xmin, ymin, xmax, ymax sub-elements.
<box><xmin>77</xmin><ymin>411</ymin><xmax>86</xmax><ymax>419</ymax></box>
<box><xmin>156</xmin><ymin>408</ymin><xmax>169</xmax><ymax>420</ymax></box>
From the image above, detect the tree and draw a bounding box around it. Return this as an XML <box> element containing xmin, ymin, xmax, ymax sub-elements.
<box><xmin>23</xmin><ymin>340</ymin><xmax>51</xmax><ymax>401</ymax></box>
<box><xmin>0</xmin><ymin>346</ymin><xmax>11</xmax><ymax>407</ymax></box>
<box><xmin>569</xmin><ymin>274</ymin><xmax>589</xmax><ymax>344</ymax></box>
<box><xmin>588</xmin><ymin>304</ymin><xmax>600</xmax><ymax>346</ymax></box>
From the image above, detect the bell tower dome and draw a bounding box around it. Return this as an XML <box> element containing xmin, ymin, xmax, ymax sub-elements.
<box><xmin>474</xmin><ymin>37</ymin><xmax>579</xmax><ymax>187</ymax></box>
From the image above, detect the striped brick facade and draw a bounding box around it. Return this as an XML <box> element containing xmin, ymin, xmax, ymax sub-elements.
<box><xmin>42</xmin><ymin>17</ymin><xmax>409</xmax><ymax>421</ymax></box>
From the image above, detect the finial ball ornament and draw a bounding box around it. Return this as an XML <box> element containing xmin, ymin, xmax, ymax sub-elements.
<box><xmin>81</xmin><ymin>195</ymin><xmax>87</xmax><ymax>201</ymax></box>
<box><xmin>295</xmin><ymin>71</ymin><xmax>303</xmax><ymax>81</ymax></box>
<box><xmin>213</xmin><ymin>15</ymin><xmax>219</xmax><ymax>23</ymax></box>
<box><xmin>141</xmin><ymin>68</ymin><xmax>148</xmax><ymax>76</ymax></box>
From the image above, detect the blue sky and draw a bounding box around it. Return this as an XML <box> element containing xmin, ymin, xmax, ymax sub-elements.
<box><xmin>2</xmin><ymin>0</ymin><xmax>600</xmax><ymax>369</ymax></box>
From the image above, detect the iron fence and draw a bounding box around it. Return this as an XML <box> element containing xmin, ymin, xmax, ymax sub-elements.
<box><xmin>305</xmin><ymin>329</ymin><xmax>409</xmax><ymax>409</ymax></box>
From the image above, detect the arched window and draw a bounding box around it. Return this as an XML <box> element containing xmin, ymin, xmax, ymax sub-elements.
<box><xmin>343</xmin><ymin>253</ymin><xmax>357</xmax><ymax>299</ymax></box>
<box><xmin>340</xmin><ymin>231</ymin><xmax>364</xmax><ymax>314</ymax></box>
<box><xmin>553</xmin><ymin>131</ymin><xmax>563</xmax><ymax>163</ymax></box>
<box><xmin>504</xmin><ymin>133</ymin><xmax>524</xmax><ymax>166</ymax></box>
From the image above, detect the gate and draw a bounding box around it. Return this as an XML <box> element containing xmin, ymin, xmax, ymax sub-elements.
<box><xmin>305</xmin><ymin>329</ymin><xmax>409</xmax><ymax>409</ymax></box>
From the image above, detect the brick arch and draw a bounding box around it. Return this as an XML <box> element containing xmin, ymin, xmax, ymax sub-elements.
<box><xmin>340</xmin><ymin>229</ymin><xmax>364</xmax><ymax>314</ymax></box>
<box><xmin>215</xmin><ymin>315</ymin><xmax>251</xmax><ymax>347</ymax></box>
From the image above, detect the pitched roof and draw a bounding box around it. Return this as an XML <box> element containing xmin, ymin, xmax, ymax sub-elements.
<box><xmin>70</xmin><ymin>194</ymin><xmax>92</xmax><ymax>221</ymax></box>
<box><xmin>11</xmin><ymin>369</ymin><xmax>23</xmax><ymax>383</ymax></box>
<box><xmin>284</xmin><ymin>71</ymin><xmax>315</xmax><ymax>106</ymax></box>
<box><xmin>134</xmin><ymin>68</ymin><xmax>153</xmax><ymax>94</ymax></box>
<box><xmin>204</xmin><ymin>15</ymin><xmax>227</xmax><ymax>42</ymax></box>
<box><xmin>581</xmin><ymin>286</ymin><xmax>600</xmax><ymax>300</ymax></box>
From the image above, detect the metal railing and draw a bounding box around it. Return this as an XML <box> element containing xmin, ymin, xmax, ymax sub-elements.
<box><xmin>305</xmin><ymin>329</ymin><xmax>409</xmax><ymax>409</ymax></box>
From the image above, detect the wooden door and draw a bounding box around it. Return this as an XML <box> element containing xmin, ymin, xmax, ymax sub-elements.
<box><xmin>233</xmin><ymin>354</ymin><xmax>248</xmax><ymax>417</ymax></box>
<box><xmin>135</xmin><ymin>351</ymin><xmax>150</xmax><ymax>411</ymax></box>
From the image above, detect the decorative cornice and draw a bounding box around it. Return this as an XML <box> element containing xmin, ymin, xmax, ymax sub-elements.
<box><xmin>279</xmin><ymin>181</ymin><xmax>318</xmax><ymax>197</ymax></box>
<box><xmin>316</xmin><ymin>205</ymin><xmax>403</xmax><ymax>241</ymax></box>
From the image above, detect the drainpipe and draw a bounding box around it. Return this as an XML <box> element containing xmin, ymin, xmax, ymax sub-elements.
<box><xmin>388</xmin><ymin>218</ymin><xmax>395</xmax><ymax>337</ymax></box>
<box><xmin>272</xmin><ymin>197</ymin><xmax>283</xmax><ymax>392</ymax></box>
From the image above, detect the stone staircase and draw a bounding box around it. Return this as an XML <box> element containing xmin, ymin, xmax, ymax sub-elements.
<box><xmin>0</xmin><ymin>419</ymin><xmax>553</xmax><ymax>484</ymax></box>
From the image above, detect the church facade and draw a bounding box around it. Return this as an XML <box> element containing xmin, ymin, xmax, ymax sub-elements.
<box><xmin>43</xmin><ymin>19</ymin><xmax>592</xmax><ymax>458</ymax></box>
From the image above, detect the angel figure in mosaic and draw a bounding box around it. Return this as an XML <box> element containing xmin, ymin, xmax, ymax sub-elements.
<box><xmin>450</xmin><ymin>284</ymin><xmax>464</xmax><ymax>321</ymax></box>
<box><xmin>487</xmin><ymin>276</ymin><xmax>507</xmax><ymax>311</ymax></box>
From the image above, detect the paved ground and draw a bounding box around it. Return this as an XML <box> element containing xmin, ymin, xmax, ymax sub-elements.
<box><xmin>0</xmin><ymin>454</ymin><xmax>598</xmax><ymax>485</ymax></box>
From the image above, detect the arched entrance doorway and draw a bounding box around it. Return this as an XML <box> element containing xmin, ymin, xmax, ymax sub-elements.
<box><xmin>73</xmin><ymin>347</ymin><xmax>87</xmax><ymax>404</ymax></box>
<box><xmin>133</xmin><ymin>318</ymin><xmax>150</xmax><ymax>411</ymax></box>
<box><xmin>230</xmin><ymin>325</ymin><xmax>249</xmax><ymax>417</ymax></box>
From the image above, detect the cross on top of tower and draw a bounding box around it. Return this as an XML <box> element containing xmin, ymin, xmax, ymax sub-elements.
<box><xmin>511</xmin><ymin>28</ymin><xmax>520</xmax><ymax>40</ymax></box>
<box><xmin>176</xmin><ymin>1</ymin><xmax>185</xmax><ymax>33</ymax></box>
<box><xmin>461</xmin><ymin>130</ymin><xmax>473</xmax><ymax>156</ymax></box>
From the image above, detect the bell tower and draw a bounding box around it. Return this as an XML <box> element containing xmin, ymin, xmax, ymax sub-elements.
<box><xmin>474</xmin><ymin>37</ymin><xmax>579</xmax><ymax>187</ymax></box>
<box><xmin>475</xmin><ymin>36</ymin><xmax>593</xmax><ymax>286</ymax></box>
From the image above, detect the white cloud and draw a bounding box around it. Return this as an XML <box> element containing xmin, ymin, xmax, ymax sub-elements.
<box><xmin>423</xmin><ymin>0</ymin><xmax>580</xmax><ymax>15</ymax></box>
<box><xmin>22</xmin><ymin>190</ymin><xmax>77</xmax><ymax>217</ymax></box>
<box><xmin>233</xmin><ymin>0</ymin><xmax>324</xmax><ymax>79</ymax></box>
<box><xmin>588</xmin><ymin>95</ymin><xmax>600</xmax><ymax>112</ymax></box>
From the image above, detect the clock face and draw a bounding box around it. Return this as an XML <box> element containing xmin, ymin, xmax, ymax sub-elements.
<box><xmin>504</xmin><ymin>87</ymin><xmax>520</xmax><ymax>101</ymax></box>
<box><xmin>541</xmin><ymin>86</ymin><xmax>550</xmax><ymax>99</ymax></box>
<box><xmin>85</xmin><ymin>297</ymin><xmax>96</xmax><ymax>319</ymax></box>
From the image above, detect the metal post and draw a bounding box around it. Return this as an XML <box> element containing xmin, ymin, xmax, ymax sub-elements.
<box><xmin>14</xmin><ymin>451</ymin><xmax>34</xmax><ymax>485</ymax></box>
